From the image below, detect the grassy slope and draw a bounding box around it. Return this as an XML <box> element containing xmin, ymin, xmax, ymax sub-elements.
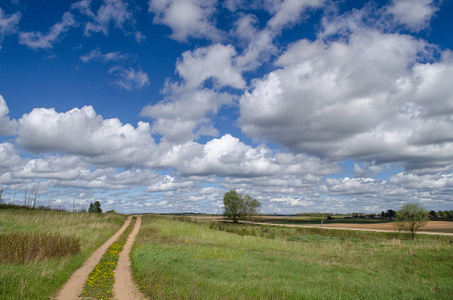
<box><xmin>0</xmin><ymin>207</ymin><xmax>126</xmax><ymax>300</ymax></box>
<box><xmin>131</xmin><ymin>215</ymin><xmax>453</xmax><ymax>299</ymax></box>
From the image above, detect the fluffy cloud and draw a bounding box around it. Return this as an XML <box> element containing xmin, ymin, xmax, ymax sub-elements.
<box><xmin>148</xmin><ymin>0</ymin><xmax>220</xmax><ymax>42</ymax></box>
<box><xmin>0</xmin><ymin>142</ymin><xmax>23</xmax><ymax>174</ymax></box>
<box><xmin>390</xmin><ymin>173</ymin><xmax>453</xmax><ymax>190</ymax></box>
<box><xmin>176</xmin><ymin>44</ymin><xmax>245</xmax><ymax>89</ymax></box>
<box><xmin>19</xmin><ymin>12</ymin><xmax>76</xmax><ymax>49</ymax></box>
<box><xmin>141</xmin><ymin>87</ymin><xmax>232</xmax><ymax>144</ymax></box>
<box><xmin>266</xmin><ymin>0</ymin><xmax>325</xmax><ymax>30</ymax></box>
<box><xmin>178</xmin><ymin>134</ymin><xmax>339</xmax><ymax>177</ymax></box>
<box><xmin>0</xmin><ymin>8</ymin><xmax>21</xmax><ymax>50</ymax></box>
<box><xmin>140</xmin><ymin>43</ymin><xmax>243</xmax><ymax>144</ymax></box>
<box><xmin>73</xmin><ymin>0</ymin><xmax>135</xmax><ymax>36</ymax></box>
<box><xmin>229</xmin><ymin>14</ymin><xmax>259</xmax><ymax>45</ymax></box>
<box><xmin>386</xmin><ymin>0</ymin><xmax>439</xmax><ymax>32</ymax></box>
<box><xmin>17</xmin><ymin>105</ymin><xmax>156</xmax><ymax>167</ymax></box>
<box><xmin>50</xmin><ymin>168</ymin><xmax>161</xmax><ymax>190</ymax></box>
<box><xmin>13</xmin><ymin>155</ymin><xmax>90</xmax><ymax>181</ymax></box>
<box><xmin>239</xmin><ymin>22</ymin><xmax>453</xmax><ymax>173</ymax></box>
<box><xmin>145</xmin><ymin>174</ymin><xmax>196</xmax><ymax>192</ymax></box>
<box><xmin>0</xmin><ymin>95</ymin><xmax>18</xmax><ymax>136</ymax></box>
<box><xmin>233</xmin><ymin>0</ymin><xmax>324</xmax><ymax>71</ymax></box>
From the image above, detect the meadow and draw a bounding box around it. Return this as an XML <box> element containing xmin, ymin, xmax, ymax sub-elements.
<box><xmin>0</xmin><ymin>205</ymin><xmax>126</xmax><ymax>300</ymax></box>
<box><xmin>1</xmin><ymin>207</ymin><xmax>452</xmax><ymax>299</ymax></box>
<box><xmin>131</xmin><ymin>215</ymin><xmax>453</xmax><ymax>299</ymax></box>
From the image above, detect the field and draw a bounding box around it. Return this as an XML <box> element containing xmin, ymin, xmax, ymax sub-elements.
<box><xmin>192</xmin><ymin>215</ymin><xmax>453</xmax><ymax>234</ymax></box>
<box><xmin>247</xmin><ymin>216</ymin><xmax>453</xmax><ymax>233</ymax></box>
<box><xmin>131</xmin><ymin>215</ymin><xmax>453</xmax><ymax>299</ymax></box>
<box><xmin>0</xmin><ymin>205</ymin><xmax>126</xmax><ymax>300</ymax></box>
<box><xmin>1</xmin><ymin>208</ymin><xmax>452</xmax><ymax>299</ymax></box>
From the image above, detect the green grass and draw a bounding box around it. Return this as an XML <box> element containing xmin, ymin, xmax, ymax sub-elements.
<box><xmin>131</xmin><ymin>215</ymin><xmax>453</xmax><ymax>299</ymax></box>
<box><xmin>81</xmin><ymin>216</ymin><xmax>137</xmax><ymax>300</ymax></box>
<box><xmin>0</xmin><ymin>207</ymin><xmax>126</xmax><ymax>300</ymax></box>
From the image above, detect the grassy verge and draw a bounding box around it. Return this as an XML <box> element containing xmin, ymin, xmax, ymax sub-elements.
<box><xmin>131</xmin><ymin>215</ymin><xmax>453</xmax><ymax>299</ymax></box>
<box><xmin>0</xmin><ymin>207</ymin><xmax>126</xmax><ymax>300</ymax></box>
<box><xmin>81</xmin><ymin>216</ymin><xmax>137</xmax><ymax>300</ymax></box>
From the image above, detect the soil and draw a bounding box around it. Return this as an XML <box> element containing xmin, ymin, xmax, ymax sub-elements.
<box><xmin>54</xmin><ymin>215</ymin><xmax>145</xmax><ymax>300</ymax></box>
<box><xmin>320</xmin><ymin>221</ymin><xmax>453</xmax><ymax>231</ymax></box>
<box><xmin>245</xmin><ymin>220</ymin><xmax>453</xmax><ymax>236</ymax></box>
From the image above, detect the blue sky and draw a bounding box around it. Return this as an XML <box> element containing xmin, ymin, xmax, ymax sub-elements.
<box><xmin>1</xmin><ymin>0</ymin><xmax>453</xmax><ymax>214</ymax></box>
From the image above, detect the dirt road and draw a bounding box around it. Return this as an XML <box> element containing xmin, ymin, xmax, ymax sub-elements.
<box><xmin>55</xmin><ymin>215</ymin><xmax>145</xmax><ymax>300</ymax></box>
<box><xmin>113</xmin><ymin>216</ymin><xmax>145</xmax><ymax>300</ymax></box>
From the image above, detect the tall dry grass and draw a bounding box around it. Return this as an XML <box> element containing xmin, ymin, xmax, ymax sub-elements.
<box><xmin>0</xmin><ymin>232</ymin><xmax>80</xmax><ymax>264</ymax></box>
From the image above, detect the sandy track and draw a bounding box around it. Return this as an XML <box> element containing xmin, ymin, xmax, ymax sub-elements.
<box><xmin>113</xmin><ymin>216</ymin><xmax>145</xmax><ymax>300</ymax></box>
<box><xmin>55</xmin><ymin>216</ymin><xmax>132</xmax><ymax>300</ymax></box>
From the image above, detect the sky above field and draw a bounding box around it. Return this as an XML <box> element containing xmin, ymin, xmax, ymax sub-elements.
<box><xmin>1</xmin><ymin>0</ymin><xmax>453</xmax><ymax>214</ymax></box>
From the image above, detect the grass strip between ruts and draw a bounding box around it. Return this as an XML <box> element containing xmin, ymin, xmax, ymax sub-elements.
<box><xmin>81</xmin><ymin>216</ymin><xmax>137</xmax><ymax>300</ymax></box>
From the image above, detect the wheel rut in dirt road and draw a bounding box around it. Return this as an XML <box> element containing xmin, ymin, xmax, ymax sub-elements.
<box><xmin>113</xmin><ymin>216</ymin><xmax>145</xmax><ymax>300</ymax></box>
<box><xmin>55</xmin><ymin>216</ymin><xmax>133</xmax><ymax>300</ymax></box>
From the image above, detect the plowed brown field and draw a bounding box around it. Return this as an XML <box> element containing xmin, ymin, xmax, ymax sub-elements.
<box><xmin>321</xmin><ymin>221</ymin><xmax>453</xmax><ymax>232</ymax></box>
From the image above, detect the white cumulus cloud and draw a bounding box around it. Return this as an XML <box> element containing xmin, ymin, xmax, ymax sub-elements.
<box><xmin>18</xmin><ymin>105</ymin><xmax>156</xmax><ymax>167</ymax></box>
<box><xmin>0</xmin><ymin>95</ymin><xmax>18</xmax><ymax>136</ymax></box>
<box><xmin>176</xmin><ymin>44</ymin><xmax>245</xmax><ymax>89</ymax></box>
<box><xmin>148</xmin><ymin>0</ymin><xmax>220</xmax><ymax>42</ymax></box>
<box><xmin>141</xmin><ymin>86</ymin><xmax>232</xmax><ymax>144</ymax></box>
<box><xmin>239</xmin><ymin>22</ymin><xmax>453</xmax><ymax>173</ymax></box>
<box><xmin>386</xmin><ymin>0</ymin><xmax>439</xmax><ymax>32</ymax></box>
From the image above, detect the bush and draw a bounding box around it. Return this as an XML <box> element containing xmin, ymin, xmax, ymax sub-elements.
<box><xmin>0</xmin><ymin>232</ymin><xmax>80</xmax><ymax>264</ymax></box>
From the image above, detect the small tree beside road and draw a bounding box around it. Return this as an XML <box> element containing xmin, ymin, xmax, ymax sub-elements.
<box><xmin>223</xmin><ymin>190</ymin><xmax>261</xmax><ymax>223</ymax></box>
<box><xmin>394</xmin><ymin>203</ymin><xmax>429</xmax><ymax>240</ymax></box>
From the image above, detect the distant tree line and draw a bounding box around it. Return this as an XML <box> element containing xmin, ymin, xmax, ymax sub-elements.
<box><xmin>429</xmin><ymin>210</ymin><xmax>453</xmax><ymax>219</ymax></box>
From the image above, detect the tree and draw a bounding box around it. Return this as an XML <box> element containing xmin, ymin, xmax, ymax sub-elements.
<box><xmin>394</xmin><ymin>203</ymin><xmax>429</xmax><ymax>240</ymax></box>
<box><xmin>223</xmin><ymin>190</ymin><xmax>260</xmax><ymax>223</ymax></box>
<box><xmin>243</xmin><ymin>194</ymin><xmax>261</xmax><ymax>221</ymax></box>
<box><xmin>88</xmin><ymin>201</ymin><xmax>102</xmax><ymax>213</ymax></box>
<box><xmin>386</xmin><ymin>209</ymin><xmax>396</xmax><ymax>219</ymax></box>
<box><xmin>88</xmin><ymin>203</ymin><xmax>94</xmax><ymax>213</ymax></box>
